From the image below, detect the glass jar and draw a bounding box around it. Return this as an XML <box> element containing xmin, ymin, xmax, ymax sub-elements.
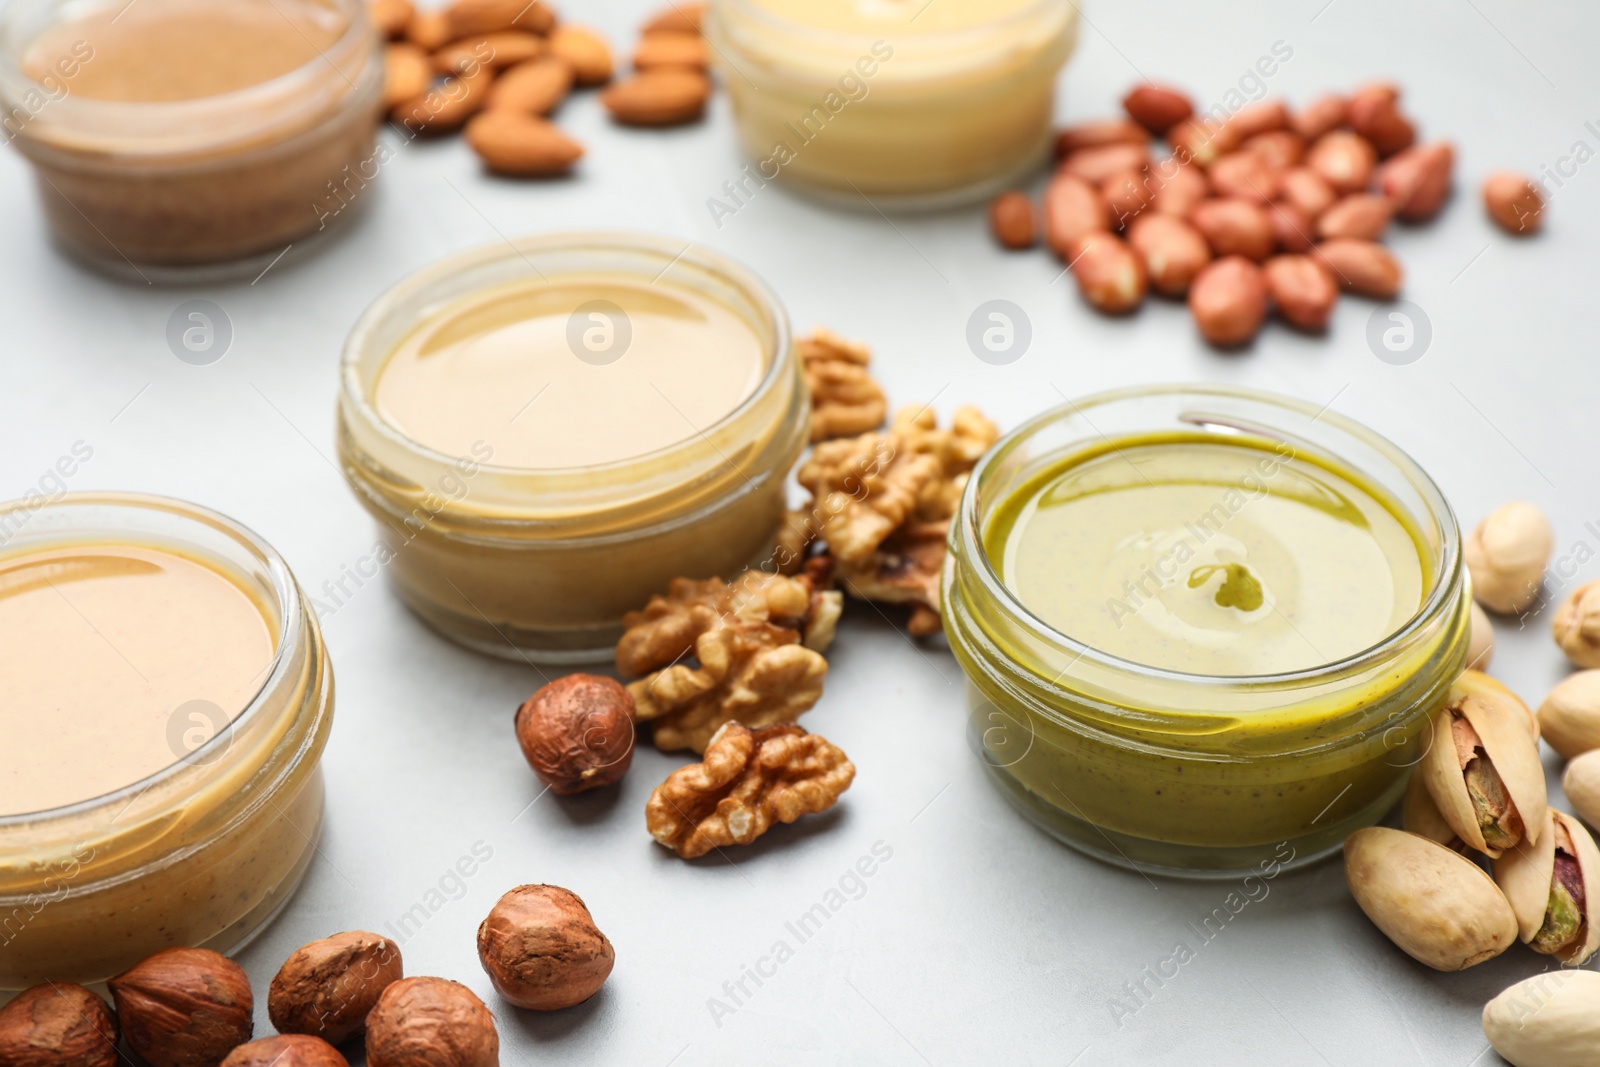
<box><xmin>706</xmin><ymin>0</ymin><xmax>1078</xmax><ymax>207</ymax></box>
<box><xmin>0</xmin><ymin>493</ymin><xmax>334</xmax><ymax>988</ymax></box>
<box><xmin>0</xmin><ymin>0</ymin><xmax>383</xmax><ymax>280</ymax></box>
<box><xmin>943</xmin><ymin>385</ymin><xmax>1470</xmax><ymax>877</ymax></box>
<box><xmin>337</xmin><ymin>232</ymin><xmax>809</xmax><ymax>664</ymax></box>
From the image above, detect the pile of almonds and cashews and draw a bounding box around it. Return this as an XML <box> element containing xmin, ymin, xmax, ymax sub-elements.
<box><xmin>0</xmin><ymin>334</ymin><xmax>984</xmax><ymax>1067</ymax></box>
<box><xmin>990</xmin><ymin>78</ymin><xmax>1547</xmax><ymax>346</ymax></box>
<box><xmin>374</xmin><ymin>0</ymin><xmax>712</xmax><ymax>177</ymax></box>
<box><xmin>1342</xmin><ymin>500</ymin><xmax>1600</xmax><ymax>1064</ymax></box>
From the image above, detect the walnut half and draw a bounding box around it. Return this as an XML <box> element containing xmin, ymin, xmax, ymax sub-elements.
<box><xmin>645</xmin><ymin>722</ymin><xmax>855</xmax><ymax>859</ymax></box>
<box><xmin>800</xmin><ymin>327</ymin><xmax>887</xmax><ymax>443</ymax></box>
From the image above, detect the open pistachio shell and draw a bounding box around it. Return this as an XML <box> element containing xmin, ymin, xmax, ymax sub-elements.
<box><xmin>1421</xmin><ymin>677</ymin><xmax>1548</xmax><ymax>857</ymax></box>
<box><xmin>1402</xmin><ymin>770</ymin><xmax>1463</xmax><ymax>851</ymax></box>
<box><xmin>1457</xmin><ymin>669</ymin><xmax>1539</xmax><ymax>740</ymax></box>
<box><xmin>1345</xmin><ymin>827</ymin><xmax>1517</xmax><ymax>971</ymax></box>
<box><xmin>1554</xmin><ymin>811</ymin><xmax>1600</xmax><ymax>966</ymax></box>
<box><xmin>1494</xmin><ymin>807</ymin><xmax>1559</xmax><ymax>942</ymax></box>
<box><xmin>1564</xmin><ymin>750</ymin><xmax>1600</xmax><ymax>830</ymax></box>
<box><xmin>1484</xmin><ymin>971</ymin><xmax>1600</xmax><ymax>1067</ymax></box>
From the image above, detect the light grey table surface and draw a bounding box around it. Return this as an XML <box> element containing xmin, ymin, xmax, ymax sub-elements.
<box><xmin>3</xmin><ymin>0</ymin><xmax>1598</xmax><ymax>1063</ymax></box>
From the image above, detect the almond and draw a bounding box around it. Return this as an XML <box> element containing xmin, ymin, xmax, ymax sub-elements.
<box><xmin>1123</xmin><ymin>83</ymin><xmax>1193</xmax><ymax>135</ymax></box>
<box><xmin>1189</xmin><ymin>198</ymin><xmax>1275</xmax><ymax>261</ymax></box>
<box><xmin>466</xmin><ymin>110</ymin><xmax>583</xmax><ymax>176</ymax></box>
<box><xmin>486</xmin><ymin>57</ymin><xmax>573</xmax><ymax>115</ymax></box>
<box><xmin>1189</xmin><ymin>256</ymin><xmax>1267</xmax><ymax>346</ymax></box>
<box><xmin>1264</xmin><ymin>254</ymin><xmax>1338</xmax><ymax>331</ymax></box>
<box><xmin>1102</xmin><ymin>168</ymin><xmax>1156</xmax><ymax>230</ymax></box>
<box><xmin>1279</xmin><ymin>166</ymin><xmax>1337</xmax><ymax>219</ymax></box>
<box><xmin>1266</xmin><ymin>200</ymin><xmax>1314</xmax><ymax>253</ymax></box>
<box><xmin>1306</xmin><ymin>130</ymin><xmax>1377</xmax><ymax>194</ymax></box>
<box><xmin>1377</xmin><ymin>141</ymin><xmax>1454</xmax><ymax>222</ymax></box>
<box><xmin>1316</xmin><ymin>193</ymin><xmax>1393</xmax><ymax>240</ymax></box>
<box><xmin>1228</xmin><ymin>100</ymin><xmax>1289</xmax><ymax>140</ymax></box>
<box><xmin>1168</xmin><ymin>116</ymin><xmax>1242</xmax><ymax>168</ymax></box>
<box><xmin>1068</xmin><ymin>231</ymin><xmax>1147</xmax><ymax>314</ymax></box>
<box><xmin>447</xmin><ymin>0</ymin><xmax>554</xmax><ymax>38</ymax></box>
<box><xmin>633</xmin><ymin>31</ymin><xmax>707</xmax><ymax>70</ymax></box>
<box><xmin>548</xmin><ymin>25</ymin><xmax>614</xmax><ymax>85</ymax></box>
<box><xmin>1315</xmin><ymin>238</ymin><xmax>1402</xmax><ymax>298</ymax></box>
<box><xmin>383</xmin><ymin>43</ymin><xmax>434</xmax><ymax>111</ymax></box>
<box><xmin>1291</xmin><ymin>93</ymin><xmax>1347</xmax><ymax>141</ymax></box>
<box><xmin>434</xmin><ymin>31</ymin><xmax>544</xmax><ymax>75</ymax></box>
<box><xmin>1043</xmin><ymin>172</ymin><xmax>1109</xmax><ymax>258</ymax></box>
<box><xmin>1149</xmin><ymin>157</ymin><xmax>1209</xmax><ymax>216</ymax></box>
<box><xmin>1053</xmin><ymin>120</ymin><xmax>1149</xmax><ymax>158</ymax></box>
<box><xmin>601</xmin><ymin>68</ymin><xmax>711</xmax><ymax>127</ymax></box>
<box><xmin>1347</xmin><ymin>82</ymin><xmax>1415</xmax><ymax>157</ymax></box>
<box><xmin>406</xmin><ymin>8</ymin><xmax>453</xmax><ymax>50</ymax></box>
<box><xmin>642</xmin><ymin>2</ymin><xmax>705</xmax><ymax>35</ymax></box>
<box><xmin>369</xmin><ymin>0</ymin><xmax>415</xmax><ymax>39</ymax></box>
<box><xmin>1482</xmin><ymin>171</ymin><xmax>1544</xmax><ymax>235</ymax></box>
<box><xmin>394</xmin><ymin>68</ymin><xmax>489</xmax><ymax>134</ymax></box>
<box><xmin>989</xmin><ymin>191</ymin><xmax>1036</xmax><ymax>250</ymax></box>
<box><xmin>1127</xmin><ymin>214</ymin><xmax>1212</xmax><ymax>297</ymax></box>
<box><xmin>1243</xmin><ymin>129</ymin><xmax>1306</xmax><ymax>169</ymax></box>
<box><xmin>1207</xmin><ymin>150</ymin><xmax>1280</xmax><ymax>203</ymax></box>
<box><xmin>1059</xmin><ymin>142</ymin><xmax>1149</xmax><ymax>185</ymax></box>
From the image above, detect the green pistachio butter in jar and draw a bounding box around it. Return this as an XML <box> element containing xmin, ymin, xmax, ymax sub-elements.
<box><xmin>943</xmin><ymin>386</ymin><xmax>1469</xmax><ymax>876</ymax></box>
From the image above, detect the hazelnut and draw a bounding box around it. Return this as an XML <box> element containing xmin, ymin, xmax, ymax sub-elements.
<box><xmin>1554</xmin><ymin>581</ymin><xmax>1600</xmax><ymax>669</ymax></box>
<box><xmin>515</xmin><ymin>674</ymin><xmax>635</xmax><ymax>795</ymax></box>
<box><xmin>269</xmin><ymin>930</ymin><xmax>403</xmax><ymax>1046</ymax></box>
<box><xmin>477</xmin><ymin>885</ymin><xmax>615</xmax><ymax>1010</ymax></box>
<box><xmin>366</xmin><ymin>978</ymin><xmax>498</xmax><ymax>1067</ymax></box>
<box><xmin>109</xmin><ymin>947</ymin><xmax>253</xmax><ymax>1067</ymax></box>
<box><xmin>1465</xmin><ymin>501</ymin><xmax>1554</xmax><ymax>615</ymax></box>
<box><xmin>0</xmin><ymin>982</ymin><xmax>119</xmax><ymax>1067</ymax></box>
<box><xmin>220</xmin><ymin>1035</ymin><xmax>348</xmax><ymax>1067</ymax></box>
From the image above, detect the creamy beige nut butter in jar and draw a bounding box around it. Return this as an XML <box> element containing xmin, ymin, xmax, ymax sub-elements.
<box><xmin>943</xmin><ymin>385</ymin><xmax>1470</xmax><ymax>877</ymax></box>
<box><xmin>338</xmin><ymin>232</ymin><xmax>809</xmax><ymax>663</ymax></box>
<box><xmin>0</xmin><ymin>0</ymin><xmax>383</xmax><ymax>278</ymax></box>
<box><xmin>0</xmin><ymin>493</ymin><xmax>334</xmax><ymax>988</ymax></box>
<box><xmin>706</xmin><ymin>0</ymin><xmax>1078</xmax><ymax>206</ymax></box>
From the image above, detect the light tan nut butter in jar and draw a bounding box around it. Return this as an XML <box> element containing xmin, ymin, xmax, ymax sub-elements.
<box><xmin>943</xmin><ymin>385</ymin><xmax>1469</xmax><ymax>877</ymax></box>
<box><xmin>0</xmin><ymin>0</ymin><xmax>383</xmax><ymax>278</ymax></box>
<box><xmin>706</xmin><ymin>0</ymin><xmax>1078</xmax><ymax>207</ymax></box>
<box><xmin>337</xmin><ymin>232</ymin><xmax>809</xmax><ymax>663</ymax></box>
<box><xmin>0</xmin><ymin>493</ymin><xmax>334</xmax><ymax>988</ymax></box>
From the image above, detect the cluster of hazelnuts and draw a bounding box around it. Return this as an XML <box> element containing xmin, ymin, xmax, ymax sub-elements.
<box><xmin>0</xmin><ymin>883</ymin><xmax>614</xmax><ymax>1067</ymax></box>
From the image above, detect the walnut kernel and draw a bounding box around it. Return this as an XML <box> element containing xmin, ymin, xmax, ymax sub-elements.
<box><xmin>108</xmin><ymin>947</ymin><xmax>254</xmax><ymax>1067</ymax></box>
<box><xmin>515</xmin><ymin>675</ymin><xmax>636</xmax><ymax>794</ymax></box>
<box><xmin>268</xmin><ymin>930</ymin><xmax>403</xmax><ymax>1046</ymax></box>
<box><xmin>800</xmin><ymin>327</ymin><xmax>888</xmax><ymax>443</ymax></box>
<box><xmin>476</xmin><ymin>885</ymin><xmax>615</xmax><ymax>1010</ymax></box>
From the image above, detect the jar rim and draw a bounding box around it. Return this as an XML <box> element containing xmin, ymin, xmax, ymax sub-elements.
<box><xmin>0</xmin><ymin>0</ymin><xmax>376</xmax><ymax>155</ymax></box>
<box><xmin>0</xmin><ymin>491</ymin><xmax>307</xmax><ymax>826</ymax></box>
<box><xmin>339</xmin><ymin>230</ymin><xmax>796</xmax><ymax>485</ymax></box>
<box><xmin>955</xmin><ymin>382</ymin><xmax>1464</xmax><ymax>690</ymax></box>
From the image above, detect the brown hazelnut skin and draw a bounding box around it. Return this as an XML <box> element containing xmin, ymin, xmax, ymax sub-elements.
<box><xmin>477</xmin><ymin>884</ymin><xmax>615</xmax><ymax>1011</ymax></box>
<box><xmin>109</xmin><ymin>947</ymin><xmax>254</xmax><ymax>1067</ymax></box>
<box><xmin>365</xmin><ymin>977</ymin><xmax>498</xmax><ymax>1067</ymax></box>
<box><xmin>220</xmin><ymin>1035</ymin><xmax>349</xmax><ymax>1067</ymax></box>
<box><xmin>268</xmin><ymin>930</ymin><xmax>404</xmax><ymax>1045</ymax></box>
<box><xmin>514</xmin><ymin>674</ymin><xmax>635</xmax><ymax>795</ymax></box>
<box><xmin>0</xmin><ymin>982</ymin><xmax>119</xmax><ymax>1067</ymax></box>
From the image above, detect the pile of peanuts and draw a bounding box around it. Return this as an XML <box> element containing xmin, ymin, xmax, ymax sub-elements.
<box><xmin>989</xmin><ymin>81</ymin><xmax>1546</xmax><ymax>347</ymax></box>
<box><xmin>373</xmin><ymin>0</ymin><xmax>711</xmax><ymax>177</ymax></box>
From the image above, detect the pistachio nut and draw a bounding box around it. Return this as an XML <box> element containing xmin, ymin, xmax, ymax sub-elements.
<box><xmin>1467</xmin><ymin>601</ymin><xmax>1495</xmax><ymax>671</ymax></box>
<box><xmin>1553</xmin><ymin>581</ymin><xmax>1600</xmax><ymax>669</ymax></box>
<box><xmin>1401</xmin><ymin>770</ymin><xmax>1465</xmax><ymax>852</ymax></box>
<box><xmin>1465</xmin><ymin>501</ymin><xmax>1553</xmax><ymax>615</ymax></box>
<box><xmin>1494</xmin><ymin>808</ymin><xmax>1600</xmax><ymax>966</ymax></box>
<box><xmin>1420</xmin><ymin>672</ymin><xmax>1547</xmax><ymax>857</ymax></box>
<box><xmin>1537</xmin><ymin>670</ymin><xmax>1600</xmax><ymax>759</ymax></box>
<box><xmin>1562</xmin><ymin>750</ymin><xmax>1600</xmax><ymax>831</ymax></box>
<box><xmin>1483</xmin><ymin>971</ymin><xmax>1600</xmax><ymax>1067</ymax></box>
<box><xmin>1344</xmin><ymin>827</ymin><xmax>1517</xmax><ymax>971</ymax></box>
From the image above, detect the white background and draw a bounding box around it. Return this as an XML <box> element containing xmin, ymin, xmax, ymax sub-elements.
<box><xmin>3</xmin><ymin>0</ymin><xmax>1598</xmax><ymax>1063</ymax></box>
